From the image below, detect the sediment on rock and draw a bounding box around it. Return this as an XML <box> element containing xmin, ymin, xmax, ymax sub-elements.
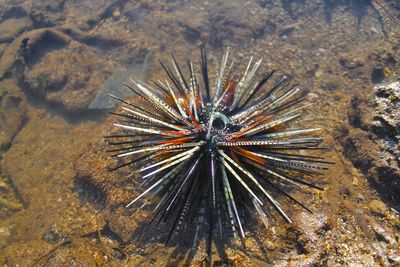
<box><xmin>0</xmin><ymin>79</ymin><xmax>27</xmax><ymax>151</ymax></box>
<box><xmin>339</xmin><ymin>80</ymin><xmax>400</xmax><ymax>205</ymax></box>
<box><xmin>0</xmin><ymin>27</ymin><xmax>126</xmax><ymax>115</ymax></box>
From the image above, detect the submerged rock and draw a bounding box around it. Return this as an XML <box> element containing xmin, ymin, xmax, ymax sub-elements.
<box><xmin>0</xmin><ymin>17</ymin><xmax>32</xmax><ymax>43</ymax></box>
<box><xmin>29</xmin><ymin>0</ymin><xmax>66</xmax><ymax>27</ymax></box>
<box><xmin>339</xmin><ymin>55</ymin><xmax>364</xmax><ymax>70</ymax></box>
<box><xmin>0</xmin><ymin>28</ymin><xmax>126</xmax><ymax>114</ymax></box>
<box><xmin>0</xmin><ymin>79</ymin><xmax>27</xmax><ymax>151</ymax></box>
<box><xmin>24</xmin><ymin>41</ymin><xmax>108</xmax><ymax>113</ymax></box>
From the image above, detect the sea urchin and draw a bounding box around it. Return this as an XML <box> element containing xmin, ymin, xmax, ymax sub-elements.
<box><xmin>106</xmin><ymin>48</ymin><xmax>329</xmax><ymax>256</ymax></box>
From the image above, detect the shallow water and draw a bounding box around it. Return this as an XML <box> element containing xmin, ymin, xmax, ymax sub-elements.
<box><xmin>0</xmin><ymin>0</ymin><xmax>399</xmax><ymax>266</ymax></box>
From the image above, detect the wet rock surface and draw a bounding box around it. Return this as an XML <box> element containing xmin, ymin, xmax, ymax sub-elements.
<box><xmin>29</xmin><ymin>0</ymin><xmax>66</xmax><ymax>27</ymax></box>
<box><xmin>0</xmin><ymin>17</ymin><xmax>32</xmax><ymax>43</ymax></box>
<box><xmin>341</xmin><ymin>80</ymin><xmax>400</xmax><ymax>205</ymax></box>
<box><xmin>0</xmin><ymin>27</ymin><xmax>128</xmax><ymax>114</ymax></box>
<box><xmin>0</xmin><ymin>79</ymin><xmax>27</xmax><ymax>151</ymax></box>
<box><xmin>0</xmin><ymin>0</ymin><xmax>399</xmax><ymax>266</ymax></box>
<box><xmin>23</xmin><ymin>36</ymin><xmax>109</xmax><ymax>113</ymax></box>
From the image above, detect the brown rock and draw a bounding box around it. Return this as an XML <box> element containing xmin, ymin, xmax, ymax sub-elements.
<box><xmin>24</xmin><ymin>41</ymin><xmax>108</xmax><ymax>113</ymax></box>
<box><xmin>341</xmin><ymin>128</ymin><xmax>378</xmax><ymax>170</ymax></box>
<box><xmin>339</xmin><ymin>55</ymin><xmax>364</xmax><ymax>70</ymax></box>
<box><xmin>29</xmin><ymin>0</ymin><xmax>66</xmax><ymax>27</ymax></box>
<box><xmin>0</xmin><ymin>43</ymin><xmax>6</xmax><ymax>57</ymax></box>
<box><xmin>0</xmin><ymin>28</ymin><xmax>70</xmax><ymax>79</ymax></box>
<box><xmin>74</xmin><ymin>136</ymin><xmax>135</xmax><ymax>207</ymax></box>
<box><xmin>106</xmin><ymin>207</ymin><xmax>140</xmax><ymax>243</ymax></box>
<box><xmin>293</xmin><ymin>212</ymin><xmax>330</xmax><ymax>253</ymax></box>
<box><xmin>0</xmin><ymin>227</ymin><xmax>11</xmax><ymax>248</ymax></box>
<box><xmin>0</xmin><ymin>79</ymin><xmax>27</xmax><ymax>151</ymax></box>
<box><xmin>369</xmin><ymin>199</ymin><xmax>387</xmax><ymax>216</ymax></box>
<box><xmin>2</xmin><ymin>238</ymin><xmax>104</xmax><ymax>266</ymax></box>
<box><xmin>0</xmin><ymin>17</ymin><xmax>32</xmax><ymax>43</ymax></box>
<box><xmin>1</xmin><ymin>240</ymin><xmax>52</xmax><ymax>266</ymax></box>
<box><xmin>0</xmin><ymin>27</ymin><xmax>124</xmax><ymax>113</ymax></box>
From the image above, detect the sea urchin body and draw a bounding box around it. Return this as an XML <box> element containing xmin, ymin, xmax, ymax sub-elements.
<box><xmin>106</xmin><ymin>48</ymin><xmax>329</xmax><ymax>255</ymax></box>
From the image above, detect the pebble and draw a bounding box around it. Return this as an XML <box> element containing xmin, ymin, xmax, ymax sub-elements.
<box><xmin>314</xmin><ymin>69</ymin><xmax>323</xmax><ymax>78</ymax></box>
<box><xmin>339</xmin><ymin>56</ymin><xmax>364</xmax><ymax>69</ymax></box>
<box><xmin>356</xmin><ymin>194</ymin><xmax>365</xmax><ymax>202</ymax></box>
<box><xmin>0</xmin><ymin>180</ymin><xmax>7</xmax><ymax>189</ymax></box>
<box><xmin>308</xmin><ymin>93</ymin><xmax>319</xmax><ymax>101</ymax></box>
<box><xmin>265</xmin><ymin>240</ymin><xmax>277</xmax><ymax>250</ymax></box>
<box><xmin>113</xmin><ymin>8</ymin><xmax>120</xmax><ymax>18</ymax></box>
<box><xmin>0</xmin><ymin>227</ymin><xmax>11</xmax><ymax>248</ymax></box>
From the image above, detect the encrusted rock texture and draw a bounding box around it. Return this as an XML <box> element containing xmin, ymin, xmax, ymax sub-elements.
<box><xmin>340</xmin><ymin>80</ymin><xmax>400</xmax><ymax>203</ymax></box>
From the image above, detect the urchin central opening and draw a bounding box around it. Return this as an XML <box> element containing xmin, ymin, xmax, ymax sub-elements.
<box><xmin>212</xmin><ymin>117</ymin><xmax>225</xmax><ymax>130</ymax></box>
<box><xmin>211</xmin><ymin>112</ymin><xmax>229</xmax><ymax>131</ymax></box>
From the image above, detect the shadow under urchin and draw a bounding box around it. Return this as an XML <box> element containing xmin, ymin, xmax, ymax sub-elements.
<box><xmin>105</xmin><ymin>48</ymin><xmax>331</xmax><ymax>259</ymax></box>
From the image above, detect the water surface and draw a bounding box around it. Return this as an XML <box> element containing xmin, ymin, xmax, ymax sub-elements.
<box><xmin>0</xmin><ymin>0</ymin><xmax>399</xmax><ymax>266</ymax></box>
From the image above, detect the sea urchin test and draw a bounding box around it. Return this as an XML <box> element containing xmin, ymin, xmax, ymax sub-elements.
<box><xmin>105</xmin><ymin>48</ymin><xmax>330</xmax><ymax>256</ymax></box>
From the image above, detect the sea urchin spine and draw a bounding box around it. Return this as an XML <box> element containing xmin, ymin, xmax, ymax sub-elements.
<box><xmin>106</xmin><ymin>48</ymin><xmax>330</xmax><ymax>256</ymax></box>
